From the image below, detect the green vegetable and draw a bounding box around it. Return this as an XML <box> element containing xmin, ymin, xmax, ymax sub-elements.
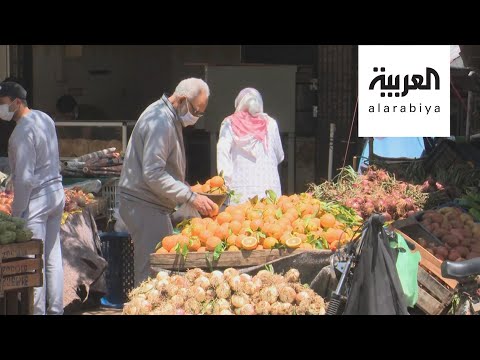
<box><xmin>0</xmin><ymin>230</ymin><xmax>16</xmax><ymax>245</ymax></box>
<box><xmin>15</xmin><ymin>228</ymin><xmax>33</xmax><ymax>243</ymax></box>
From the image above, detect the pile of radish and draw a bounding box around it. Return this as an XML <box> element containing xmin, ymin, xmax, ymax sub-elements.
<box><xmin>309</xmin><ymin>167</ymin><xmax>427</xmax><ymax>221</ymax></box>
<box><xmin>418</xmin><ymin>207</ymin><xmax>480</xmax><ymax>261</ymax></box>
<box><xmin>123</xmin><ymin>267</ymin><xmax>326</xmax><ymax>315</ymax></box>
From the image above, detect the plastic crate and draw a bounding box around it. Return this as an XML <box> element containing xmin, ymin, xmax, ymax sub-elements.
<box><xmin>99</xmin><ymin>232</ymin><xmax>134</xmax><ymax>307</ymax></box>
<box><xmin>101</xmin><ymin>177</ymin><xmax>120</xmax><ymax>211</ymax></box>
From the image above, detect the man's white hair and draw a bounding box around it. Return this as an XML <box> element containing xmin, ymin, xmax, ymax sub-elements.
<box><xmin>174</xmin><ymin>78</ymin><xmax>210</xmax><ymax>99</ymax></box>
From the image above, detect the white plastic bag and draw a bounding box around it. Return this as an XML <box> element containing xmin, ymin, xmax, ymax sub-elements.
<box><xmin>113</xmin><ymin>208</ymin><xmax>129</xmax><ymax>233</ymax></box>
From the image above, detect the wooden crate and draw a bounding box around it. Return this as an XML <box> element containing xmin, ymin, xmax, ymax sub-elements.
<box><xmin>0</xmin><ymin>240</ymin><xmax>44</xmax><ymax>315</ymax></box>
<box><xmin>150</xmin><ymin>249</ymin><xmax>331</xmax><ymax>274</ymax></box>
<box><xmin>394</xmin><ymin>230</ymin><xmax>457</xmax><ymax>315</ymax></box>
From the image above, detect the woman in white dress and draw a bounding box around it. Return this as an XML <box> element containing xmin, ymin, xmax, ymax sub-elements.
<box><xmin>217</xmin><ymin>88</ymin><xmax>284</xmax><ymax>204</ymax></box>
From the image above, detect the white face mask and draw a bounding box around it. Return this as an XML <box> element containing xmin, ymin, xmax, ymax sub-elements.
<box><xmin>0</xmin><ymin>100</ymin><xmax>17</xmax><ymax>122</ymax></box>
<box><xmin>179</xmin><ymin>99</ymin><xmax>199</xmax><ymax>127</ymax></box>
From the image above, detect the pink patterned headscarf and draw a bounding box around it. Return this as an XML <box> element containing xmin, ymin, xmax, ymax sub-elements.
<box><xmin>229</xmin><ymin>88</ymin><xmax>268</xmax><ymax>148</ymax></box>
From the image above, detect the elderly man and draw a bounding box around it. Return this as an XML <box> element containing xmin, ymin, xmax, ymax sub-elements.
<box><xmin>0</xmin><ymin>81</ymin><xmax>65</xmax><ymax>315</ymax></box>
<box><xmin>119</xmin><ymin>78</ymin><xmax>216</xmax><ymax>285</ymax></box>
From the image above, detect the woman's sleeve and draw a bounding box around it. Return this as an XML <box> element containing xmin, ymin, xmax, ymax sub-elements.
<box><xmin>217</xmin><ymin>119</ymin><xmax>234</xmax><ymax>186</ymax></box>
<box><xmin>270</xmin><ymin>119</ymin><xmax>285</xmax><ymax>164</ymax></box>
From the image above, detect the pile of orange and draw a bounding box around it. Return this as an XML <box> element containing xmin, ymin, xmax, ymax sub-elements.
<box><xmin>155</xmin><ymin>193</ymin><xmax>360</xmax><ymax>254</ymax></box>
<box><xmin>191</xmin><ymin>175</ymin><xmax>227</xmax><ymax>195</ymax></box>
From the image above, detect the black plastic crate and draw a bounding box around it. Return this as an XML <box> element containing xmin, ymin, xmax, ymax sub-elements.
<box><xmin>99</xmin><ymin>232</ymin><xmax>134</xmax><ymax>307</ymax></box>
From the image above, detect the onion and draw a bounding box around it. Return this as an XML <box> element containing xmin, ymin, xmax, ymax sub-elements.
<box><xmin>241</xmin><ymin>281</ymin><xmax>258</xmax><ymax>295</ymax></box>
<box><xmin>171</xmin><ymin>275</ymin><xmax>189</xmax><ymax>288</ymax></box>
<box><xmin>239</xmin><ymin>304</ymin><xmax>256</xmax><ymax>315</ymax></box>
<box><xmin>156</xmin><ymin>271</ymin><xmax>170</xmax><ymax>281</ymax></box>
<box><xmin>223</xmin><ymin>268</ymin><xmax>239</xmax><ymax>280</ymax></box>
<box><xmin>146</xmin><ymin>289</ymin><xmax>160</xmax><ymax>303</ymax></box>
<box><xmin>227</xmin><ymin>276</ymin><xmax>242</xmax><ymax>292</ymax></box>
<box><xmin>188</xmin><ymin>286</ymin><xmax>206</xmax><ymax>302</ymax></box>
<box><xmin>184</xmin><ymin>298</ymin><xmax>202</xmax><ymax>315</ymax></box>
<box><xmin>186</xmin><ymin>268</ymin><xmax>204</xmax><ymax>283</ymax></box>
<box><xmin>203</xmin><ymin>302</ymin><xmax>214</xmax><ymax>315</ymax></box>
<box><xmin>308</xmin><ymin>302</ymin><xmax>326</xmax><ymax>315</ymax></box>
<box><xmin>220</xmin><ymin>310</ymin><xmax>233</xmax><ymax>315</ymax></box>
<box><xmin>160</xmin><ymin>303</ymin><xmax>175</xmax><ymax>315</ymax></box>
<box><xmin>280</xmin><ymin>303</ymin><xmax>294</xmax><ymax>315</ymax></box>
<box><xmin>205</xmin><ymin>289</ymin><xmax>215</xmax><ymax>300</ymax></box>
<box><xmin>285</xmin><ymin>269</ymin><xmax>300</xmax><ymax>283</ymax></box>
<box><xmin>231</xmin><ymin>294</ymin><xmax>247</xmax><ymax>308</ymax></box>
<box><xmin>239</xmin><ymin>274</ymin><xmax>252</xmax><ymax>283</ymax></box>
<box><xmin>175</xmin><ymin>309</ymin><xmax>186</xmax><ymax>315</ymax></box>
<box><xmin>166</xmin><ymin>284</ymin><xmax>179</xmax><ymax>297</ymax></box>
<box><xmin>255</xmin><ymin>301</ymin><xmax>271</xmax><ymax>315</ymax></box>
<box><xmin>195</xmin><ymin>276</ymin><xmax>211</xmax><ymax>290</ymax></box>
<box><xmin>170</xmin><ymin>295</ymin><xmax>185</xmax><ymax>308</ymax></box>
<box><xmin>260</xmin><ymin>286</ymin><xmax>279</xmax><ymax>304</ymax></box>
<box><xmin>213</xmin><ymin>299</ymin><xmax>231</xmax><ymax>314</ymax></box>
<box><xmin>279</xmin><ymin>286</ymin><xmax>297</xmax><ymax>304</ymax></box>
<box><xmin>177</xmin><ymin>288</ymin><xmax>188</xmax><ymax>299</ymax></box>
<box><xmin>255</xmin><ymin>270</ymin><xmax>273</xmax><ymax>283</ymax></box>
<box><xmin>155</xmin><ymin>279</ymin><xmax>169</xmax><ymax>293</ymax></box>
<box><xmin>296</xmin><ymin>291</ymin><xmax>311</xmax><ymax>304</ymax></box>
<box><xmin>270</xmin><ymin>302</ymin><xmax>283</xmax><ymax>315</ymax></box>
<box><xmin>215</xmin><ymin>282</ymin><xmax>231</xmax><ymax>299</ymax></box>
<box><xmin>209</xmin><ymin>271</ymin><xmax>224</xmax><ymax>288</ymax></box>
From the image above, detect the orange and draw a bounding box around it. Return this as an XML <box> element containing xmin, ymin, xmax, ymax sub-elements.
<box><xmin>231</xmin><ymin>212</ymin><xmax>245</xmax><ymax>223</ymax></box>
<box><xmin>281</xmin><ymin>201</ymin><xmax>295</xmax><ymax>213</ymax></box>
<box><xmin>228</xmin><ymin>245</ymin><xmax>240</xmax><ymax>251</ymax></box>
<box><xmin>207</xmin><ymin>221</ymin><xmax>219</xmax><ymax>234</ymax></box>
<box><xmin>225</xmin><ymin>206</ymin><xmax>236</xmax><ymax>214</ymax></box>
<box><xmin>202</xmin><ymin>217</ymin><xmax>215</xmax><ymax>226</ymax></box>
<box><xmin>268</xmin><ymin>224</ymin><xmax>282</xmax><ymax>238</ymax></box>
<box><xmin>188</xmin><ymin>238</ymin><xmax>201</xmax><ymax>251</ymax></box>
<box><xmin>286</xmin><ymin>237</ymin><xmax>302</xmax><ymax>249</ymax></box>
<box><xmin>215</xmin><ymin>223</ymin><xmax>230</xmax><ymax>240</ymax></box>
<box><xmin>209</xmin><ymin>203</ymin><xmax>219</xmax><ymax>217</ymax></box>
<box><xmin>280</xmin><ymin>232</ymin><xmax>293</xmax><ymax>245</ymax></box>
<box><xmin>264</xmin><ymin>215</ymin><xmax>276</xmax><ymax>224</ymax></box>
<box><xmin>296</xmin><ymin>233</ymin><xmax>307</xmax><ymax>242</ymax></box>
<box><xmin>156</xmin><ymin>247</ymin><xmax>169</xmax><ymax>254</ymax></box>
<box><xmin>197</xmin><ymin>246</ymin><xmax>206</xmax><ymax>252</ymax></box>
<box><xmin>206</xmin><ymin>236</ymin><xmax>223</xmax><ymax>251</ymax></box>
<box><xmin>241</xmin><ymin>236</ymin><xmax>258</xmax><ymax>251</ymax></box>
<box><xmin>325</xmin><ymin>228</ymin><xmax>346</xmax><ymax>244</ymax></box>
<box><xmin>201</xmin><ymin>184</ymin><xmax>211</xmax><ymax>193</ymax></box>
<box><xmin>210</xmin><ymin>176</ymin><xmax>224</xmax><ymax>188</ymax></box>
<box><xmin>162</xmin><ymin>236</ymin><xmax>178</xmax><ymax>252</ymax></box>
<box><xmin>226</xmin><ymin>234</ymin><xmax>237</xmax><ymax>246</ymax></box>
<box><xmin>169</xmin><ymin>247</ymin><xmax>178</xmax><ymax>254</ymax></box>
<box><xmin>198</xmin><ymin>230</ymin><xmax>214</xmax><ymax>245</ymax></box>
<box><xmin>263</xmin><ymin>237</ymin><xmax>278</xmax><ymax>249</ymax></box>
<box><xmin>251</xmin><ymin>219</ymin><xmax>264</xmax><ymax>232</ymax></box>
<box><xmin>191</xmin><ymin>218</ymin><xmax>203</xmax><ymax>226</ymax></box>
<box><xmin>181</xmin><ymin>227</ymin><xmax>192</xmax><ymax>237</ymax></box>
<box><xmin>320</xmin><ymin>213</ymin><xmax>336</xmax><ymax>229</ymax></box>
<box><xmin>256</xmin><ymin>245</ymin><xmax>264</xmax><ymax>250</ymax></box>
<box><xmin>242</xmin><ymin>220</ymin><xmax>252</xmax><ymax>230</ymax></box>
<box><xmin>191</xmin><ymin>184</ymin><xmax>203</xmax><ymax>193</ymax></box>
<box><xmin>329</xmin><ymin>240</ymin><xmax>340</xmax><ymax>251</ymax></box>
<box><xmin>191</xmin><ymin>223</ymin><xmax>206</xmax><ymax>237</ymax></box>
<box><xmin>177</xmin><ymin>235</ymin><xmax>190</xmax><ymax>247</ymax></box>
<box><xmin>229</xmin><ymin>220</ymin><xmax>242</xmax><ymax>235</ymax></box>
<box><xmin>216</xmin><ymin>212</ymin><xmax>232</xmax><ymax>225</ymax></box>
<box><xmin>236</xmin><ymin>234</ymin><xmax>246</xmax><ymax>249</ymax></box>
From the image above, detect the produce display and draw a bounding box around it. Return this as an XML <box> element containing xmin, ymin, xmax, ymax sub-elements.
<box><xmin>155</xmin><ymin>191</ymin><xmax>362</xmax><ymax>256</ymax></box>
<box><xmin>0</xmin><ymin>211</ymin><xmax>34</xmax><ymax>245</ymax></box>
<box><xmin>309</xmin><ymin>167</ymin><xmax>427</xmax><ymax>221</ymax></box>
<box><xmin>458</xmin><ymin>189</ymin><xmax>480</xmax><ymax>222</ymax></box>
<box><xmin>418</xmin><ymin>207</ymin><xmax>480</xmax><ymax>261</ymax></box>
<box><xmin>123</xmin><ymin>267</ymin><xmax>326</xmax><ymax>315</ymax></box>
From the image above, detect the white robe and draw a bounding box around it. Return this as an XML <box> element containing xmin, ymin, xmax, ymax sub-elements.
<box><xmin>217</xmin><ymin>116</ymin><xmax>284</xmax><ymax>204</ymax></box>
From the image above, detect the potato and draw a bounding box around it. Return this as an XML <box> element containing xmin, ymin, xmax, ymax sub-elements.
<box><xmin>433</xmin><ymin>229</ymin><xmax>448</xmax><ymax>239</ymax></box>
<box><xmin>422</xmin><ymin>218</ymin><xmax>433</xmax><ymax>226</ymax></box>
<box><xmin>436</xmin><ymin>254</ymin><xmax>445</xmax><ymax>261</ymax></box>
<box><xmin>466</xmin><ymin>252</ymin><xmax>480</xmax><ymax>260</ymax></box>
<box><xmin>443</xmin><ymin>235</ymin><xmax>460</xmax><ymax>247</ymax></box>
<box><xmin>448</xmin><ymin>250</ymin><xmax>461</xmax><ymax>261</ymax></box>
<box><xmin>455</xmin><ymin>258</ymin><xmax>465</xmax><ymax>262</ymax></box>
<box><xmin>460</xmin><ymin>213</ymin><xmax>473</xmax><ymax>223</ymax></box>
<box><xmin>454</xmin><ymin>246</ymin><xmax>469</xmax><ymax>258</ymax></box>
<box><xmin>441</xmin><ymin>220</ymin><xmax>452</xmax><ymax>231</ymax></box>
<box><xmin>424</xmin><ymin>224</ymin><xmax>433</xmax><ymax>233</ymax></box>
<box><xmin>461</xmin><ymin>237</ymin><xmax>473</xmax><ymax>247</ymax></box>
<box><xmin>431</xmin><ymin>223</ymin><xmax>441</xmax><ymax>231</ymax></box>
<box><xmin>462</xmin><ymin>228</ymin><xmax>473</xmax><ymax>238</ymax></box>
<box><xmin>450</xmin><ymin>220</ymin><xmax>464</xmax><ymax>229</ymax></box>
<box><xmin>426</xmin><ymin>248</ymin><xmax>435</xmax><ymax>255</ymax></box>
<box><xmin>450</xmin><ymin>229</ymin><xmax>465</xmax><ymax>241</ymax></box>
<box><xmin>431</xmin><ymin>213</ymin><xmax>444</xmax><ymax>223</ymax></box>
<box><xmin>435</xmin><ymin>246</ymin><xmax>449</xmax><ymax>258</ymax></box>
<box><xmin>470</xmin><ymin>244</ymin><xmax>480</xmax><ymax>253</ymax></box>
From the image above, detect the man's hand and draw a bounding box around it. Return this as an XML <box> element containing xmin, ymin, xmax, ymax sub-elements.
<box><xmin>191</xmin><ymin>194</ymin><xmax>216</xmax><ymax>216</ymax></box>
